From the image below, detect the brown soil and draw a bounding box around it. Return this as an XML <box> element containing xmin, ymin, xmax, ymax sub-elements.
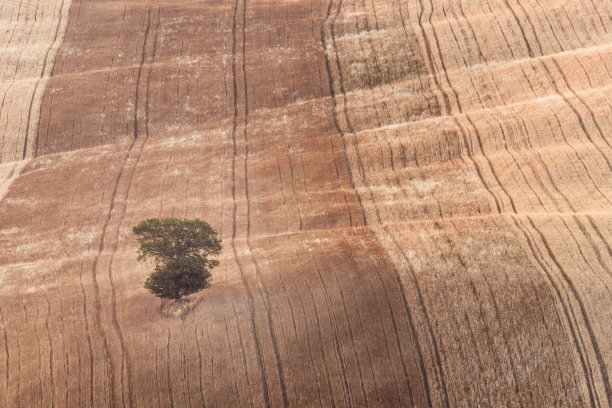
<box><xmin>160</xmin><ymin>299</ymin><xmax>196</xmax><ymax>318</ymax></box>
<box><xmin>1</xmin><ymin>0</ymin><xmax>612</xmax><ymax>407</ymax></box>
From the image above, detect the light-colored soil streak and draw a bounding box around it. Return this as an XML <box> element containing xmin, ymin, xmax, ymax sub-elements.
<box><xmin>0</xmin><ymin>0</ymin><xmax>72</xmax><ymax>163</ymax></box>
<box><xmin>1</xmin><ymin>0</ymin><xmax>612</xmax><ymax>407</ymax></box>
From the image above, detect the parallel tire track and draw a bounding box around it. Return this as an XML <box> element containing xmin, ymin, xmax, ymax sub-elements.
<box><xmin>228</xmin><ymin>1</ymin><xmax>278</xmax><ymax>405</ymax></box>
<box><xmin>240</xmin><ymin>1</ymin><xmax>289</xmax><ymax>405</ymax></box>
<box><xmin>321</xmin><ymin>1</ymin><xmax>441</xmax><ymax>406</ymax></box>
<box><xmin>87</xmin><ymin>7</ymin><xmax>156</xmax><ymax>407</ymax></box>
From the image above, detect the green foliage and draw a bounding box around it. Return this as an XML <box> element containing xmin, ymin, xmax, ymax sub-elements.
<box><xmin>133</xmin><ymin>218</ymin><xmax>222</xmax><ymax>301</ymax></box>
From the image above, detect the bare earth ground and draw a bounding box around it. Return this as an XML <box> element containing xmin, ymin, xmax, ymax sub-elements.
<box><xmin>1</xmin><ymin>0</ymin><xmax>612</xmax><ymax>407</ymax></box>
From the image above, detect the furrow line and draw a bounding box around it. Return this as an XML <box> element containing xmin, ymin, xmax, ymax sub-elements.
<box><xmin>29</xmin><ymin>0</ymin><xmax>71</xmax><ymax>159</ymax></box>
<box><xmin>193</xmin><ymin>326</ymin><xmax>207</xmax><ymax>408</ymax></box>
<box><xmin>294</xmin><ymin>285</ymin><xmax>327</xmax><ymax>407</ymax></box>
<box><xmin>328</xmin><ymin>0</ymin><xmax>413</xmax><ymax>403</ymax></box>
<box><xmin>423</xmin><ymin>0</ymin><xmax>461</xmax><ymax>112</ymax></box>
<box><xmin>419</xmin><ymin>0</ymin><xmax>518</xmax><ymax>217</ymax></box>
<box><xmin>489</xmin><ymin>115</ymin><xmax>550</xmax><ymax>211</ymax></box>
<box><xmin>585</xmin><ymin>215</ymin><xmax>612</xmax><ymax>259</ymax></box>
<box><xmin>560</xmin><ymin>217</ymin><xmax>612</xmax><ymax>295</ymax></box>
<box><xmin>544</xmin><ymin>108</ymin><xmax>612</xmax><ymax>207</ymax></box>
<box><xmin>241</xmin><ymin>0</ymin><xmax>289</xmax><ymax>405</ymax></box>
<box><xmin>343</xmin><ymin>4</ymin><xmax>440</xmax><ymax>402</ymax></box>
<box><xmin>410</xmin><ymin>0</ymin><xmax>506</xmax><ymax>218</ymax></box>
<box><xmin>86</xmin><ymin>8</ymin><xmax>154</xmax><ymax>405</ymax></box>
<box><xmin>325</xmin><ymin>1</ymin><xmax>480</xmax><ymax>405</ymax></box>
<box><xmin>77</xmin><ymin>167</ymin><xmax>109</xmax><ymax>407</ymax></box>
<box><xmin>510</xmin><ymin>215</ymin><xmax>598</xmax><ymax>406</ymax></box>
<box><xmin>230</xmin><ymin>305</ymin><xmax>254</xmax><ymax>408</ymax></box>
<box><xmin>415</xmin><ymin>0</ymin><xmax>451</xmax><ymax>113</ymax></box>
<box><xmin>549</xmin><ymin>57</ymin><xmax>612</xmax><ymax>152</ymax></box>
<box><xmin>305</xmin><ymin>241</ymin><xmax>354</xmax><ymax>407</ymax></box>
<box><xmin>105</xmin><ymin>8</ymin><xmax>160</xmax><ymax>407</ymax></box>
<box><xmin>393</xmin><ymin>0</ymin><xmax>438</xmax><ymax>116</ymax></box>
<box><xmin>329</xmin><ymin>257</ymin><xmax>372</xmax><ymax>407</ymax></box>
<box><xmin>228</xmin><ymin>0</ymin><xmax>273</xmax><ymax>405</ymax></box>
<box><xmin>166</xmin><ymin>332</ymin><xmax>175</xmax><ymax>408</ymax></box>
<box><xmin>0</xmin><ymin>305</ymin><xmax>8</xmax><ymax>407</ymax></box>
<box><xmin>0</xmin><ymin>84</ymin><xmax>12</xmax><ymax>162</ymax></box>
<box><xmin>515</xmin><ymin>112</ymin><xmax>578</xmax><ymax>211</ymax></box>
<box><xmin>273</xmin><ymin>260</ymin><xmax>302</xmax><ymax>404</ymax></box>
<box><xmin>447</xmin><ymin>220</ymin><xmax>524</xmax><ymax>406</ymax></box>
<box><xmin>302</xmin><ymin>280</ymin><xmax>338</xmax><ymax>407</ymax></box>
<box><xmin>42</xmin><ymin>281</ymin><xmax>55</xmax><ymax>407</ymax></box>
<box><xmin>320</xmin><ymin>0</ymin><xmax>367</xmax><ymax>227</ymax></box>
<box><xmin>526</xmin><ymin>216</ymin><xmax>612</xmax><ymax>405</ymax></box>
<box><xmin>13</xmin><ymin>304</ymin><xmax>21</xmax><ymax>408</ymax></box>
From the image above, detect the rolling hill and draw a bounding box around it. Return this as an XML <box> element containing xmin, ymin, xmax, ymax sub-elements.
<box><xmin>1</xmin><ymin>0</ymin><xmax>612</xmax><ymax>406</ymax></box>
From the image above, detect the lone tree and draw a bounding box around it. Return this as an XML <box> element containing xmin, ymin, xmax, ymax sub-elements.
<box><xmin>133</xmin><ymin>218</ymin><xmax>222</xmax><ymax>303</ymax></box>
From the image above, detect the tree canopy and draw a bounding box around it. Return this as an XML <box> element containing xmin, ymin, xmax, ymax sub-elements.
<box><xmin>133</xmin><ymin>218</ymin><xmax>222</xmax><ymax>301</ymax></box>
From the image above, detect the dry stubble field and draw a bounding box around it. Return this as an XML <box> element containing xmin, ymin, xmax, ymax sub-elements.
<box><xmin>1</xmin><ymin>0</ymin><xmax>612</xmax><ymax>406</ymax></box>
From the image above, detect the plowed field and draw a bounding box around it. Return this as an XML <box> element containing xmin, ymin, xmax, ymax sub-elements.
<box><xmin>1</xmin><ymin>0</ymin><xmax>612</xmax><ymax>406</ymax></box>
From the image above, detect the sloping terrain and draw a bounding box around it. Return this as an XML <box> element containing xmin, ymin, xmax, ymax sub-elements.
<box><xmin>0</xmin><ymin>0</ymin><xmax>611</xmax><ymax>407</ymax></box>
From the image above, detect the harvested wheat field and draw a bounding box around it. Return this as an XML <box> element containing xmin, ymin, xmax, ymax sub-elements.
<box><xmin>1</xmin><ymin>0</ymin><xmax>612</xmax><ymax>406</ymax></box>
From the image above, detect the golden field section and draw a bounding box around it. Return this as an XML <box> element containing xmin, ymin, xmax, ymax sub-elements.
<box><xmin>1</xmin><ymin>0</ymin><xmax>612</xmax><ymax>406</ymax></box>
